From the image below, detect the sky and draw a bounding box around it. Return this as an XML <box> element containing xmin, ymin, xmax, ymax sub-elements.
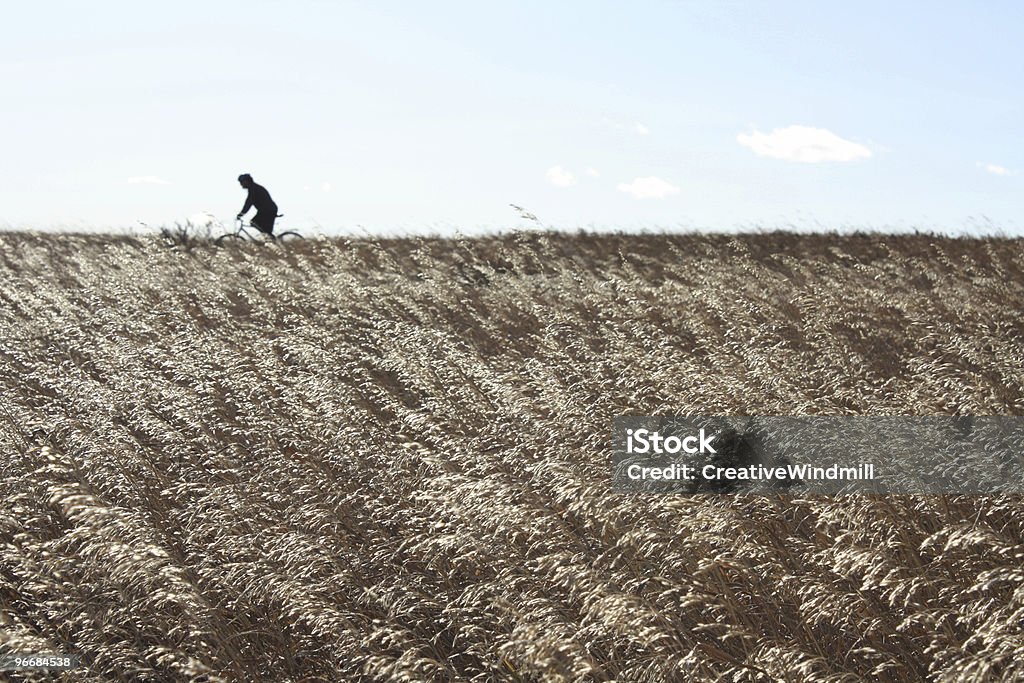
<box><xmin>2</xmin><ymin>0</ymin><xmax>1022</xmax><ymax>235</ymax></box>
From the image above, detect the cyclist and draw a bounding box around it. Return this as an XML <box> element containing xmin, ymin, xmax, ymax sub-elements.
<box><xmin>236</xmin><ymin>173</ymin><xmax>279</xmax><ymax>236</ymax></box>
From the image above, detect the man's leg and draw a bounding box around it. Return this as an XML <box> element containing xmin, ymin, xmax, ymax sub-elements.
<box><xmin>252</xmin><ymin>212</ymin><xmax>275</xmax><ymax>236</ymax></box>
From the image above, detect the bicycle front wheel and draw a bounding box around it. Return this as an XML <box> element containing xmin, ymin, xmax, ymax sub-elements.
<box><xmin>275</xmin><ymin>231</ymin><xmax>304</xmax><ymax>242</ymax></box>
<box><xmin>215</xmin><ymin>233</ymin><xmax>244</xmax><ymax>246</ymax></box>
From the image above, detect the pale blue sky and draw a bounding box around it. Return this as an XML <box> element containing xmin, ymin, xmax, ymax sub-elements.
<box><xmin>2</xmin><ymin>1</ymin><xmax>1022</xmax><ymax>234</ymax></box>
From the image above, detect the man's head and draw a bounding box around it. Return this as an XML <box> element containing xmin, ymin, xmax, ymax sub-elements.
<box><xmin>238</xmin><ymin>173</ymin><xmax>254</xmax><ymax>189</ymax></box>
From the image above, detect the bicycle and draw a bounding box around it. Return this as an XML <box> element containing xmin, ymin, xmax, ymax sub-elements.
<box><xmin>215</xmin><ymin>215</ymin><xmax>303</xmax><ymax>245</ymax></box>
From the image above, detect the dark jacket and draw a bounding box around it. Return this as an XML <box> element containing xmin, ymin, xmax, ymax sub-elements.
<box><xmin>241</xmin><ymin>183</ymin><xmax>278</xmax><ymax>215</ymax></box>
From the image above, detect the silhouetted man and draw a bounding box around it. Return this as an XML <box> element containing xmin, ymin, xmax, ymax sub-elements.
<box><xmin>237</xmin><ymin>174</ymin><xmax>278</xmax><ymax>235</ymax></box>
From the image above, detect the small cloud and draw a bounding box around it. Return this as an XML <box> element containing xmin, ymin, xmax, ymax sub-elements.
<box><xmin>322</xmin><ymin>181</ymin><xmax>332</xmax><ymax>192</ymax></box>
<box><xmin>585</xmin><ymin>167</ymin><xmax>600</xmax><ymax>177</ymax></box>
<box><xmin>188</xmin><ymin>212</ymin><xmax>216</xmax><ymax>227</ymax></box>
<box><xmin>126</xmin><ymin>176</ymin><xmax>170</xmax><ymax>185</ymax></box>
<box><xmin>617</xmin><ymin>176</ymin><xmax>680</xmax><ymax>199</ymax></box>
<box><xmin>977</xmin><ymin>162</ymin><xmax>1015</xmax><ymax>176</ymax></box>
<box><xmin>546</xmin><ymin>165</ymin><xmax>576</xmax><ymax>187</ymax></box>
<box><xmin>600</xmin><ymin>117</ymin><xmax>652</xmax><ymax>136</ymax></box>
<box><xmin>737</xmin><ymin>125</ymin><xmax>871</xmax><ymax>163</ymax></box>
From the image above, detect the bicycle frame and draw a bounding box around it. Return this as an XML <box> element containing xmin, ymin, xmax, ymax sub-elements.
<box><xmin>216</xmin><ymin>216</ymin><xmax>302</xmax><ymax>245</ymax></box>
<box><xmin>232</xmin><ymin>217</ymin><xmax>270</xmax><ymax>240</ymax></box>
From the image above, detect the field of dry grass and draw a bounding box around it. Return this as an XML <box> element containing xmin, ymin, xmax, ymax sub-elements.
<box><xmin>1</xmin><ymin>229</ymin><xmax>1023</xmax><ymax>682</ymax></box>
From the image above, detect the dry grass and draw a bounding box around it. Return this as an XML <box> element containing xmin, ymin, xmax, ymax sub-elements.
<box><xmin>0</xmin><ymin>229</ymin><xmax>1022</xmax><ymax>682</ymax></box>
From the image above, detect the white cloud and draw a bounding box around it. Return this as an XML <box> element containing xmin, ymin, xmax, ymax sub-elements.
<box><xmin>585</xmin><ymin>167</ymin><xmax>600</xmax><ymax>177</ymax></box>
<box><xmin>188</xmin><ymin>212</ymin><xmax>216</xmax><ymax>227</ymax></box>
<box><xmin>978</xmin><ymin>162</ymin><xmax>1015</xmax><ymax>176</ymax></box>
<box><xmin>600</xmin><ymin>118</ymin><xmax>652</xmax><ymax>136</ymax></box>
<box><xmin>126</xmin><ymin>176</ymin><xmax>170</xmax><ymax>185</ymax></box>
<box><xmin>546</xmin><ymin>165</ymin><xmax>576</xmax><ymax>187</ymax></box>
<box><xmin>737</xmin><ymin>125</ymin><xmax>872</xmax><ymax>163</ymax></box>
<box><xmin>617</xmin><ymin>176</ymin><xmax>680</xmax><ymax>199</ymax></box>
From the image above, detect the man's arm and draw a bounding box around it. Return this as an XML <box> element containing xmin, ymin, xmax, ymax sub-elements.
<box><xmin>238</xmin><ymin>189</ymin><xmax>254</xmax><ymax>217</ymax></box>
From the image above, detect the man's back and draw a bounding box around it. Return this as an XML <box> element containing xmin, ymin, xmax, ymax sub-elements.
<box><xmin>247</xmin><ymin>183</ymin><xmax>277</xmax><ymax>214</ymax></box>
